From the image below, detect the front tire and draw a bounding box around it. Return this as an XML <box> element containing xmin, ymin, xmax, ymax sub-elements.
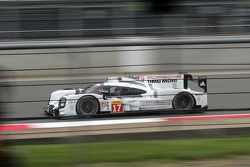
<box><xmin>76</xmin><ymin>96</ymin><xmax>99</xmax><ymax>117</ymax></box>
<box><xmin>173</xmin><ymin>92</ymin><xmax>195</xmax><ymax>110</ymax></box>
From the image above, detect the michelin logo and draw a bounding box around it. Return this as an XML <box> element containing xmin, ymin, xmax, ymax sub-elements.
<box><xmin>147</xmin><ymin>79</ymin><xmax>177</xmax><ymax>83</ymax></box>
<box><xmin>140</xmin><ymin>100</ymin><xmax>172</xmax><ymax>106</ymax></box>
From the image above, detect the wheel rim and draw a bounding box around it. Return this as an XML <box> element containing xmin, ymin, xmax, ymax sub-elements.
<box><xmin>81</xmin><ymin>100</ymin><xmax>95</xmax><ymax>113</ymax></box>
<box><xmin>177</xmin><ymin>95</ymin><xmax>190</xmax><ymax>109</ymax></box>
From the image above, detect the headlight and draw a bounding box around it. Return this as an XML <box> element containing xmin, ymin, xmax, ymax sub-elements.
<box><xmin>59</xmin><ymin>97</ymin><xmax>66</xmax><ymax>108</ymax></box>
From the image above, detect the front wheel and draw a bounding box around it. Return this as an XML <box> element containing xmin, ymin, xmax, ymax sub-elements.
<box><xmin>173</xmin><ymin>92</ymin><xmax>195</xmax><ymax>110</ymax></box>
<box><xmin>76</xmin><ymin>96</ymin><xmax>99</xmax><ymax>117</ymax></box>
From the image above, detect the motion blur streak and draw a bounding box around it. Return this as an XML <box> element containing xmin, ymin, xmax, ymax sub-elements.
<box><xmin>2</xmin><ymin>0</ymin><xmax>250</xmax><ymax>167</ymax></box>
<box><xmin>0</xmin><ymin>124</ymin><xmax>31</xmax><ymax>131</ymax></box>
<box><xmin>0</xmin><ymin>68</ymin><xmax>18</xmax><ymax>166</ymax></box>
<box><xmin>1</xmin><ymin>113</ymin><xmax>250</xmax><ymax>131</ymax></box>
<box><xmin>166</xmin><ymin>113</ymin><xmax>250</xmax><ymax>121</ymax></box>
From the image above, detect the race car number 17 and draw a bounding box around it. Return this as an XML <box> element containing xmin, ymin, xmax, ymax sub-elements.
<box><xmin>111</xmin><ymin>100</ymin><xmax>124</xmax><ymax>113</ymax></box>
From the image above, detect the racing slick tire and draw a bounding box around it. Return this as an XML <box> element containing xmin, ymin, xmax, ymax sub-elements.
<box><xmin>173</xmin><ymin>92</ymin><xmax>195</xmax><ymax>111</ymax></box>
<box><xmin>76</xmin><ymin>96</ymin><xmax>99</xmax><ymax>118</ymax></box>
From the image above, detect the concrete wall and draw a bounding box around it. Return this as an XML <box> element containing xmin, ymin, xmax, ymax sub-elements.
<box><xmin>1</xmin><ymin>38</ymin><xmax>250</xmax><ymax>79</ymax></box>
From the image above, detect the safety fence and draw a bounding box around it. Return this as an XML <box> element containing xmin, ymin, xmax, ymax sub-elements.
<box><xmin>1</xmin><ymin>0</ymin><xmax>250</xmax><ymax>39</ymax></box>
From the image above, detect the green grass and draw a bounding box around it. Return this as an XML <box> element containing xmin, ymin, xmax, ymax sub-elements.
<box><xmin>8</xmin><ymin>137</ymin><xmax>250</xmax><ymax>167</ymax></box>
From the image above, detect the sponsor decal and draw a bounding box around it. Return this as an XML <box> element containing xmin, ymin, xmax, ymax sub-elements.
<box><xmin>111</xmin><ymin>100</ymin><xmax>124</xmax><ymax>113</ymax></box>
<box><xmin>101</xmin><ymin>101</ymin><xmax>108</xmax><ymax>108</ymax></box>
<box><xmin>142</xmin><ymin>74</ymin><xmax>183</xmax><ymax>80</ymax></box>
<box><xmin>128</xmin><ymin>100</ymin><xmax>136</xmax><ymax>103</ymax></box>
<box><xmin>140</xmin><ymin>100</ymin><xmax>172</xmax><ymax>107</ymax></box>
<box><xmin>101</xmin><ymin>101</ymin><xmax>110</xmax><ymax>110</ymax></box>
<box><xmin>139</xmin><ymin>76</ymin><xmax>144</xmax><ymax>80</ymax></box>
<box><xmin>147</xmin><ymin>79</ymin><xmax>177</xmax><ymax>83</ymax></box>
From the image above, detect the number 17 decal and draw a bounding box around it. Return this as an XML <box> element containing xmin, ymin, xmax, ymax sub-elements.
<box><xmin>111</xmin><ymin>100</ymin><xmax>124</xmax><ymax>113</ymax></box>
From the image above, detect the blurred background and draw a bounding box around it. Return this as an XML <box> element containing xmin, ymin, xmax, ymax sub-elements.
<box><xmin>0</xmin><ymin>0</ymin><xmax>250</xmax><ymax>40</ymax></box>
<box><xmin>1</xmin><ymin>0</ymin><xmax>250</xmax><ymax>167</ymax></box>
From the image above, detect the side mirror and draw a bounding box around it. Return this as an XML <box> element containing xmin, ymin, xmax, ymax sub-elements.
<box><xmin>99</xmin><ymin>90</ymin><xmax>109</xmax><ymax>100</ymax></box>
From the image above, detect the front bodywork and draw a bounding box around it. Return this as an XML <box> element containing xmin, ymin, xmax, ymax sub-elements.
<box><xmin>45</xmin><ymin>88</ymin><xmax>83</xmax><ymax>116</ymax></box>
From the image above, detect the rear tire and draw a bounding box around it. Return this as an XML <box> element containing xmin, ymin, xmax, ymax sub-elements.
<box><xmin>76</xmin><ymin>96</ymin><xmax>99</xmax><ymax>117</ymax></box>
<box><xmin>173</xmin><ymin>92</ymin><xmax>195</xmax><ymax>110</ymax></box>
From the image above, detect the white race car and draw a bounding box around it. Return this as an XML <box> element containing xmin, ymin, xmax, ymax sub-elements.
<box><xmin>45</xmin><ymin>74</ymin><xmax>207</xmax><ymax>117</ymax></box>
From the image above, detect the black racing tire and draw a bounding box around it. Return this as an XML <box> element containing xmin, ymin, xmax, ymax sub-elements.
<box><xmin>76</xmin><ymin>96</ymin><xmax>99</xmax><ymax>117</ymax></box>
<box><xmin>173</xmin><ymin>92</ymin><xmax>195</xmax><ymax>110</ymax></box>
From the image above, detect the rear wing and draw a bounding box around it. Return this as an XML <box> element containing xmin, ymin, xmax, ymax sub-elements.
<box><xmin>139</xmin><ymin>74</ymin><xmax>207</xmax><ymax>92</ymax></box>
<box><xmin>198</xmin><ymin>76</ymin><xmax>207</xmax><ymax>92</ymax></box>
<box><xmin>184</xmin><ymin>74</ymin><xmax>207</xmax><ymax>93</ymax></box>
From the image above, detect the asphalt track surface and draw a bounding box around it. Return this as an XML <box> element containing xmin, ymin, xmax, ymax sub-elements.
<box><xmin>2</xmin><ymin>74</ymin><xmax>250</xmax><ymax>123</ymax></box>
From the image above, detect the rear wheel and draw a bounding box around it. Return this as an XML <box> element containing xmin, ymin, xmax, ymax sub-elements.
<box><xmin>76</xmin><ymin>96</ymin><xmax>99</xmax><ymax>117</ymax></box>
<box><xmin>173</xmin><ymin>92</ymin><xmax>195</xmax><ymax>110</ymax></box>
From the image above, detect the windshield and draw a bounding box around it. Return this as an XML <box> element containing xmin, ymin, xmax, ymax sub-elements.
<box><xmin>85</xmin><ymin>83</ymin><xmax>104</xmax><ymax>94</ymax></box>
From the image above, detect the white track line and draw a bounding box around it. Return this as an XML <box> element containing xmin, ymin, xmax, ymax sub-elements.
<box><xmin>1</xmin><ymin>113</ymin><xmax>250</xmax><ymax>131</ymax></box>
